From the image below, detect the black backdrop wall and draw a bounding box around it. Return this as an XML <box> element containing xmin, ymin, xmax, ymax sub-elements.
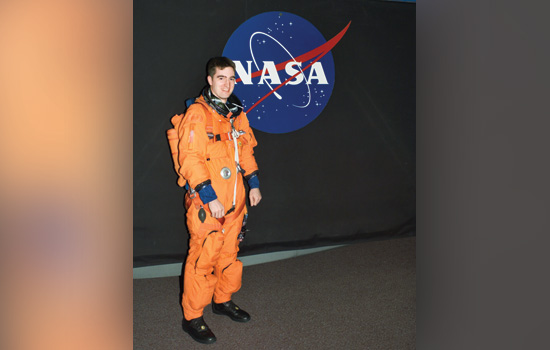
<box><xmin>134</xmin><ymin>0</ymin><xmax>415</xmax><ymax>267</ymax></box>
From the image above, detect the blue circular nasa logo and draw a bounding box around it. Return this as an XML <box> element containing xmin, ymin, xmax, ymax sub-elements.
<box><xmin>223</xmin><ymin>12</ymin><xmax>337</xmax><ymax>134</ymax></box>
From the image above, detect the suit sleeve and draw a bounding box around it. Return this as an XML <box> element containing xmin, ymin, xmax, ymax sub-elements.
<box><xmin>177</xmin><ymin>105</ymin><xmax>212</xmax><ymax>190</ymax></box>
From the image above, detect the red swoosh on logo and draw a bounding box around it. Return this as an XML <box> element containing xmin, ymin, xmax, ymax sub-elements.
<box><xmin>239</xmin><ymin>21</ymin><xmax>351</xmax><ymax>114</ymax></box>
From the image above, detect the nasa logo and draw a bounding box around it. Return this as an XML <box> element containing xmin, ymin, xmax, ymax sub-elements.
<box><xmin>223</xmin><ymin>12</ymin><xmax>350</xmax><ymax>134</ymax></box>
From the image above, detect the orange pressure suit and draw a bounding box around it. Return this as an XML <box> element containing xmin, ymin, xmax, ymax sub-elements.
<box><xmin>172</xmin><ymin>94</ymin><xmax>259</xmax><ymax>321</ymax></box>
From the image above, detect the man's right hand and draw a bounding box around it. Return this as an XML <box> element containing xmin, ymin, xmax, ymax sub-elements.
<box><xmin>208</xmin><ymin>199</ymin><xmax>225</xmax><ymax>219</ymax></box>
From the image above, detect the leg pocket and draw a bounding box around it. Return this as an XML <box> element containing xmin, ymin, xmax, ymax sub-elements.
<box><xmin>214</xmin><ymin>259</ymin><xmax>243</xmax><ymax>301</ymax></box>
<box><xmin>195</xmin><ymin>231</ymin><xmax>224</xmax><ymax>274</ymax></box>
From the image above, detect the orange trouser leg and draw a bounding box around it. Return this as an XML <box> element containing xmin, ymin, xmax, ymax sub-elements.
<box><xmin>181</xmin><ymin>197</ymin><xmax>246</xmax><ymax>320</ymax></box>
<box><xmin>181</xmin><ymin>229</ymin><xmax>222</xmax><ymax>321</ymax></box>
<box><xmin>181</xmin><ymin>196</ymin><xmax>222</xmax><ymax>321</ymax></box>
<box><xmin>213</xmin><ymin>208</ymin><xmax>246</xmax><ymax>304</ymax></box>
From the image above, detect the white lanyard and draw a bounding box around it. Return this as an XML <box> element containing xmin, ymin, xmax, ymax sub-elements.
<box><xmin>230</xmin><ymin>118</ymin><xmax>245</xmax><ymax>209</ymax></box>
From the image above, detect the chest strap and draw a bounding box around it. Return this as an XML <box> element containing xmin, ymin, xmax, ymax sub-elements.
<box><xmin>207</xmin><ymin>130</ymin><xmax>247</xmax><ymax>143</ymax></box>
<box><xmin>208</xmin><ymin>132</ymin><xmax>233</xmax><ymax>142</ymax></box>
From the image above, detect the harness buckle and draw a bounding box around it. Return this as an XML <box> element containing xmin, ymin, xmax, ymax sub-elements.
<box><xmin>231</xmin><ymin>129</ymin><xmax>246</xmax><ymax>139</ymax></box>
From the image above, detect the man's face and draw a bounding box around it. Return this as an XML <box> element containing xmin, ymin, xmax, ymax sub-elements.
<box><xmin>207</xmin><ymin>66</ymin><xmax>236</xmax><ymax>103</ymax></box>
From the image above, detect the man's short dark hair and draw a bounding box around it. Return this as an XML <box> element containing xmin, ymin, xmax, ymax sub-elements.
<box><xmin>206</xmin><ymin>57</ymin><xmax>236</xmax><ymax>77</ymax></box>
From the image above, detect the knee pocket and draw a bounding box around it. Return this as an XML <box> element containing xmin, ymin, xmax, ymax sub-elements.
<box><xmin>217</xmin><ymin>259</ymin><xmax>243</xmax><ymax>294</ymax></box>
<box><xmin>185</xmin><ymin>273</ymin><xmax>217</xmax><ymax>311</ymax></box>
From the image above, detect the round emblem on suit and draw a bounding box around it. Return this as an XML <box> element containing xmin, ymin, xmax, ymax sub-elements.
<box><xmin>220</xmin><ymin>167</ymin><xmax>232</xmax><ymax>179</ymax></box>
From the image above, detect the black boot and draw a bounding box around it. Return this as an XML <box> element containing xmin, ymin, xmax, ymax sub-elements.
<box><xmin>182</xmin><ymin>316</ymin><xmax>216</xmax><ymax>344</ymax></box>
<box><xmin>212</xmin><ymin>300</ymin><xmax>251</xmax><ymax>322</ymax></box>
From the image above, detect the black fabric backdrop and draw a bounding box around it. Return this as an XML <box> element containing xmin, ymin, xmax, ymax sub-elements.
<box><xmin>134</xmin><ymin>0</ymin><xmax>415</xmax><ymax>267</ymax></box>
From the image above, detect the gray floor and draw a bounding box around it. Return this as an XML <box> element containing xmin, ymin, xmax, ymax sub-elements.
<box><xmin>134</xmin><ymin>237</ymin><xmax>416</xmax><ymax>349</ymax></box>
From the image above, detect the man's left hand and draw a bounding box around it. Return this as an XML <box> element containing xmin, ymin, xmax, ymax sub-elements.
<box><xmin>249</xmin><ymin>188</ymin><xmax>262</xmax><ymax>206</ymax></box>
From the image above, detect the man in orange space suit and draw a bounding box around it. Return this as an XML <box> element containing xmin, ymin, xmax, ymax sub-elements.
<box><xmin>172</xmin><ymin>57</ymin><xmax>262</xmax><ymax>344</ymax></box>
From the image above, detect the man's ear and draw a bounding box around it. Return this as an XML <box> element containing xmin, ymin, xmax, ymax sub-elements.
<box><xmin>207</xmin><ymin>75</ymin><xmax>213</xmax><ymax>86</ymax></box>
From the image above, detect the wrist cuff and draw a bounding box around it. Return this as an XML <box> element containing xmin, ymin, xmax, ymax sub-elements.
<box><xmin>247</xmin><ymin>174</ymin><xmax>260</xmax><ymax>189</ymax></box>
<box><xmin>198</xmin><ymin>184</ymin><xmax>217</xmax><ymax>204</ymax></box>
